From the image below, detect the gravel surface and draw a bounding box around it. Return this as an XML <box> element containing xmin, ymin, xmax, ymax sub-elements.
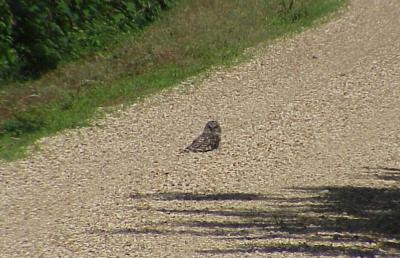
<box><xmin>1</xmin><ymin>0</ymin><xmax>400</xmax><ymax>257</ymax></box>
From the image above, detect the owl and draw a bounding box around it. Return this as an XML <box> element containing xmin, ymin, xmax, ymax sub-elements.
<box><xmin>182</xmin><ymin>121</ymin><xmax>221</xmax><ymax>153</ymax></box>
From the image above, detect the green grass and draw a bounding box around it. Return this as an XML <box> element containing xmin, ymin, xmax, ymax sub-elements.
<box><xmin>0</xmin><ymin>0</ymin><xmax>345</xmax><ymax>160</ymax></box>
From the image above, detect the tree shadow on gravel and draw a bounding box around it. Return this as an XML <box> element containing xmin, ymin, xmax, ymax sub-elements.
<box><xmin>100</xmin><ymin>167</ymin><xmax>400</xmax><ymax>257</ymax></box>
<box><xmin>128</xmin><ymin>192</ymin><xmax>268</xmax><ymax>201</ymax></box>
<box><xmin>362</xmin><ymin>166</ymin><xmax>400</xmax><ymax>182</ymax></box>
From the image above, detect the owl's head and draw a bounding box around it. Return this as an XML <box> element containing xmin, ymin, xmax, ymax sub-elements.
<box><xmin>204</xmin><ymin>120</ymin><xmax>221</xmax><ymax>135</ymax></box>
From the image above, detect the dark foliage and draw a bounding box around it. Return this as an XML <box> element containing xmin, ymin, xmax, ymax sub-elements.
<box><xmin>0</xmin><ymin>0</ymin><xmax>176</xmax><ymax>79</ymax></box>
<box><xmin>0</xmin><ymin>0</ymin><xmax>17</xmax><ymax>79</ymax></box>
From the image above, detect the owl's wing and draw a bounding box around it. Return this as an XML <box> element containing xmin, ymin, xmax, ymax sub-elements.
<box><xmin>185</xmin><ymin>133</ymin><xmax>218</xmax><ymax>152</ymax></box>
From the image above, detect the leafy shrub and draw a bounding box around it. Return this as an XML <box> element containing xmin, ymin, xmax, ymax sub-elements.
<box><xmin>0</xmin><ymin>1</ymin><xmax>17</xmax><ymax>79</ymax></box>
<box><xmin>1</xmin><ymin>0</ymin><xmax>177</xmax><ymax>79</ymax></box>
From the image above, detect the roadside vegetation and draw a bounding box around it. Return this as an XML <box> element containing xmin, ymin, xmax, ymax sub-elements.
<box><xmin>0</xmin><ymin>0</ymin><xmax>176</xmax><ymax>80</ymax></box>
<box><xmin>0</xmin><ymin>0</ymin><xmax>345</xmax><ymax>160</ymax></box>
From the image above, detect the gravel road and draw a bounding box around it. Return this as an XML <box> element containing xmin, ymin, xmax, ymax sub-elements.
<box><xmin>1</xmin><ymin>0</ymin><xmax>400</xmax><ymax>257</ymax></box>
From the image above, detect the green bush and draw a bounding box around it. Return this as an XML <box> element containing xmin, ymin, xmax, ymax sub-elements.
<box><xmin>0</xmin><ymin>0</ymin><xmax>17</xmax><ymax>79</ymax></box>
<box><xmin>1</xmin><ymin>0</ymin><xmax>176</xmax><ymax>79</ymax></box>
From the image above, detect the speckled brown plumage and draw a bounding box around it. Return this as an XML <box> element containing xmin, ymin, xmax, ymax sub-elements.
<box><xmin>182</xmin><ymin>121</ymin><xmax>221</xmax><ymax>153</ymax></box>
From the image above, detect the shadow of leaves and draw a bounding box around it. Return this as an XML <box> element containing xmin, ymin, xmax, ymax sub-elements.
<box><xmin>97</xmin><ymin>167</ymin><xmax>400</xmax><ymax>256</ymax></box>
